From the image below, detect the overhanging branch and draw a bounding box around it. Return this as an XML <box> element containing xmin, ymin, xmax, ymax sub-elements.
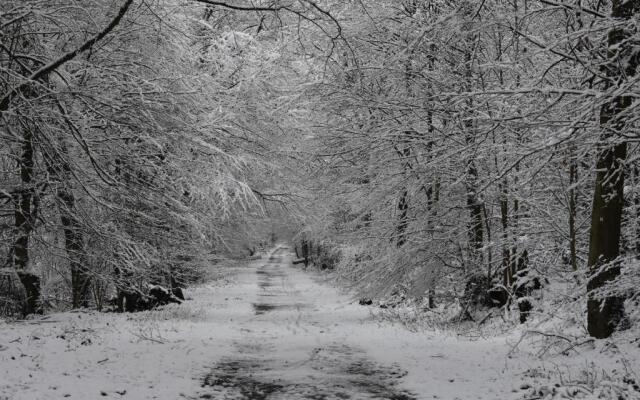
<box><xmin>192</xmin><ymin>0</ymin><xmax>287</xmax><ymax>12</ymax></box>
<box><xmin>538</xmin><ymin>0</ymin><xmax>607</xmax><ymax>19</ymax></box>
<box><xmin>0</xmin><ymin>0</ymin><xmax>135</xmax><ymax>112</ymax></box>
<box><xmin>192</xmin><ymin>0</ymin><xmax>343</xmax><ymax>40</ymax></box>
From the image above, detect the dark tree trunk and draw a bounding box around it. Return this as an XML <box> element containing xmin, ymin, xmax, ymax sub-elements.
<box><xmin>16</xmin><ymin>271</ymin><xmax>41</xmax><ymax>316</ymax></box>
<box><xmin>397</xmin><ymin>38</ymin><xmax>416</xmax><ymax>249</ymax></box>
<box><xmin>500</xmin><ymin>179</ymin><xmax>511</xmax><ymax>287</ymax></box>
<box><xmin>569</xmin><ymin>144</ymin><xmax>579</xmax><ymax>271</ymax></box>
<box><xmin>587</xmin><ymin>0</ymin><xmax>640</xmax><ymax>339</ymax></box>
<box><xmin>634</xmin><ymin>166</ymin><xmax>640</xmax><ymax>256</ymax></box>
<box><xmin>12</xmin><ymin>127</ymin><xmax>41</xmax><ymax>315</ymax></box>
<box><xmin>59</xmin><ymin>166</ymin><xmax>90</xmax><ymax>308</ymax></box>
<box><xmin>396</xmin><ymin>188</ymin><xmax>409</xmax><ymax>247</ymax></box>
<box><xmin>587</xmin><ymin>142</ymin><xmax>627</xmax><ymax>337</ymax></box>
<box><xmin>59</xmin><ymin>188</ymin><xmax>91</xmax><ymax>308</ymax></box>
<box><xmin>514</xmin><ymin>250</ymin><xmax>533</xmax><ymax>323</ymax></box>
<box><xmin>466</xmin><ymin>148</ymin><xmax>484</xmax><ymax>266</ymax></box>
<box><xmin>396</xmin><ymin>51</ymin><xmax>414</xmax><ymax>249</ymax></box>
<box><xmin>301</xmin><ymin>239</ymin><xmax>309</xmax><ymax>267</ymax></box>
<box><xmin>44</xmin><ymin>134</ymin><xmax>91</xmax><ymax>309</ymax></box>
<box><xmin>462</xmin><ymin>23</ymin><xmax>483</xmax><ymax>269</ymax></box>
<box><xmin>509</xmin><ymin>174</ymin><xmax>520</xmax><ymax>287</ymax></box>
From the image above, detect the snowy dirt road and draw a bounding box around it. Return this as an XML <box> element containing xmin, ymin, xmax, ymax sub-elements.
<box><xmin>189</xmin><ymin>245</ymin><xmax>530</xmax><ymax>400</ymax></box>
<box><xmin>1</xmin><ymin>246</ymin><xmax>543</xmax><ymax>400</ymax></box>
<box><xmin>195</xmin><ymin>246</ymin><xmax>416</xmax><ymax>400</ymax></box>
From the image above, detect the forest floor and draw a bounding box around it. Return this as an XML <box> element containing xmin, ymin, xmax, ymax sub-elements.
<box><xmin>1</xmin><ymin>246</ymin><xmax>639</xmax><ymax>400</ymax></box>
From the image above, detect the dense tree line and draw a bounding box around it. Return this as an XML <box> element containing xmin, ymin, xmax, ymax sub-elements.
<box><xmin>0</xmin><ymin>0</ymin><xmax>308</xmax><ymax>315</ymax></box>
<box><xmin>299</xmin><ymin>0</ymin><xmax>640</xmax><ymax>339</ymax></box>
<box><xmin>2</xmin><ymin>0</ymin><xmax>639</xmax><ymax>340</ymax></box>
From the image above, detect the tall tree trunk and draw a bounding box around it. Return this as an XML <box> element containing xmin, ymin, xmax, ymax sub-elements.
<box><xmin>500</xmin><ymin>178</ymin><xmax>511</xmax><ymax>286</ymax></box>
<box><xmin>587</xmin><ymin>0</ymin><xmax>639</xmax><ymax>339</ymax></box>
<box><xmin>587</xmin><ymin>138</ymin><xmax>627</xmax><ymax>339</ymax></box>
<box><xmin>13</xmin><ymin>126</ymin><xmax>41</xmax><ymax>315</ymax></box>
<box><xmin>568</xmin><ymin>144</ymin><xmax>578</xmax><ymax>271</ymax></box>
<box><xmin>464</xmin><ymin>63</ymin><xmax>483</xmax><ymax>267</ymax></box>
<box><xmin>56</xmin><ymin>141</ymin><xmax>91</xmax><ymax>308</ymax></box>
<box><xmin>466</xmin><ymin>156</ymin><xmax>484</xmax><ymax>266</ymax></box>
<box><xmin>396</xmin><ymin>134</ymin><xmax>411</xmax><ymax>248</ymax></box>
<box><xmin>634</xmin><ymin>165</ymin><xmax>640</xmax><ymax>256</ymax></box>
<box><xmin>492</xmin><ymin>23</ymin><xmax>510</xmax><ymax>287</ymax></box>
<box><xmin>47</xmin><ymin>106</ymin><xmax>92</xmax><ymax>308</ymax></box>
<box><xmin>397</xmin><ymin>38</ymin><xmax>416</xmax><ymax>248</ymax></box>
<box><xmin>396</xmin><ymin>187</ymin><xmax>409</xmax><ymax>247</ymax></box>
<box><xmin>423</xmin><ymin>41</ymin><xmax>438</xmax><ymax>307</ymax></box>
<box><xmin>424</xmin><ymin>40</ymin><xmax>437</xmax><ymax>223</ymax></box>
<box><xmin>460</xmin><ymin>4</ymin><xmax>484</xmax><ymax>269</ymax></box>
<box><xmin>59</xmin><ymin>186</ymin><xmax>90</xmax><ymax>308</ymax></box>
<box><xmin>510</xmin><ymin>167</ymin><xmax>520</xmax><ymax>282</ymax></box>
<box><xmin>508</xmin><ymin>0</ymin><xmax>526</xmax><ymax>293</ymax></box>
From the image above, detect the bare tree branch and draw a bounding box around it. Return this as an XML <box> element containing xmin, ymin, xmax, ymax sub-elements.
<box><xmin>537</xmin><ymin>0</ymin><xmax>607</xmax><ymax>19</ymax></box>
<box><xmin>0</xmin><ymin>0</ymin><xmax>135</xmax><ymax>112</ymax></box>
<box><xmin>192</xmin><ymin>0</ymin><xmax>286</xmax><ymax>12</ymax></box>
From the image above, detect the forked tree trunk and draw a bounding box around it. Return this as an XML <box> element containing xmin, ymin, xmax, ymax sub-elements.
<box><xmin>587</xmin><ymin>0</ymin><xmax>639</xmax><ymax>339</ymax></box>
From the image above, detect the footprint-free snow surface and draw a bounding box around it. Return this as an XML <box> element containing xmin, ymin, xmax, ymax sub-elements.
<box><xmin>6</xmin><ymin>245</ymin><xmax>632</xmax><ymax>399</ymax></box>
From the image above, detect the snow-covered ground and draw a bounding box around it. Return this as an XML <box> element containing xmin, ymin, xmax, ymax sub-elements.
<box><xmin>1</xmin><ymin>246</ymin><xmax>638</xmax><ymax>399</ymax></box>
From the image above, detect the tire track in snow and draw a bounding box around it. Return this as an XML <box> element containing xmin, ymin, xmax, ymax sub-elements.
<box><xmin>196</xmin><ymin>246</ymin><xmax>416</xmax><ymax>400</ymax></box>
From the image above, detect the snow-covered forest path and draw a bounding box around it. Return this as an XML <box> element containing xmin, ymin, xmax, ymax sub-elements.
<box><xmin>196</xmin><ymin>245</ymin><xmax>416</xmax><ymax>399</ymax></box>
<box><xmin>1</xmin><ymin>246</ymin><xmax>532</xmax><ymax>400</ymax></box>
<box><xmin>191</xmin><ymin>245</ymin><xmax>524</xmax><ymax>400</ymax></box>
